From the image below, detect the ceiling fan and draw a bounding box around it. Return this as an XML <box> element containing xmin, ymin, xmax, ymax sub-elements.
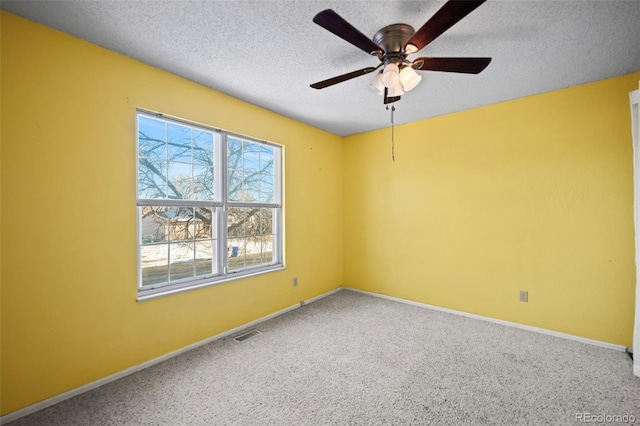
<box><xmin>310</xmin><ymin>0</ymin><xmax>492</xmax><ymax>104</ymax></box>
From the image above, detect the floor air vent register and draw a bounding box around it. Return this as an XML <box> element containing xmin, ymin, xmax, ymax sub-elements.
<box><xmin>233</xmin><ymin>329</ymin><xmax>262</xmax><ymax>342</ymax></box>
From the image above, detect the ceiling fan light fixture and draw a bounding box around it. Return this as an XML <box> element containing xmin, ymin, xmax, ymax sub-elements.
<box><xmin>368</xmin><ymin>72</ymin><xmax>385</xmax><ymax>95</ymax></box>
<box><xmin>381</xmin><ymin>63</ymin><xmax>400</xmax><ymax>88</ymax></box>
<box><xmin>399</xmin><ymin>66</ymin><xmax>422</xmax><ymax>91</ymax></box>
<box><xmin>388</xmin><ymin>80</ymin><xmax>404</xmax><ymax>97</ymax></box>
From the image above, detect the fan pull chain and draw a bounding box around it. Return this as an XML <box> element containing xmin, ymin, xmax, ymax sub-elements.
<box><xmin>386</xmin><ymin>104</ymin><xmax>396</xmax><ymax>161</ymax></box>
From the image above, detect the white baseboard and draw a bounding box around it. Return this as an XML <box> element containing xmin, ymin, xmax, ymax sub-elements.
<box><xmin>344</xmin><ymin>287</ymin><xmax>627</xmax><ymax>352</ymax></box>
<box><xmin>0</xmin><ymin>287</ymin><xmax>343</xmax><ymax>425</ymax></box>
<box><xmin>635</xmin><ymin>363</ymin><xmax>640</xmax><ymax>378</ymax></box>
<box><xmin>303</xmin><ymin>287</ymin><xmax>343</xmax><ymax>305</ymax></box>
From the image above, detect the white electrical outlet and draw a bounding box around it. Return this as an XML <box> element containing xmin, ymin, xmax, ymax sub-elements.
<box><xmin>293</xmin><ymin>277</ymin><xmax>298</xmax><ymax>287</ymax></box>
<box><xmin>519</xmin><ymin>290</ymin><xmax>528</xmax><ymax>302</ymax></box>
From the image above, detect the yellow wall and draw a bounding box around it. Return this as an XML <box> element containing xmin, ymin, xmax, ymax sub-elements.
<box><xmin>0</xmin><ymin>12</ymin><xmax>343</xmax><ymax>415</ymax></box>
<box><xmin>344</xmin><ymin>71</ymin><xmax>640</xmax><ymax>347</ymax></box>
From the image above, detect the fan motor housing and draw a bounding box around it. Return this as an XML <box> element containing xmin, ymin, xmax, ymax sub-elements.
<box><xmin>373</xmin><ymin>23</ymin><xmax>415</xmax><ymax>54</ymax></box>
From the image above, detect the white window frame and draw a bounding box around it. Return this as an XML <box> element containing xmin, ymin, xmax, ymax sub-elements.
<box><xmin>136</xmin><ymin>109</ymin><xmax>284</xmax><ymax>301</ymax></box>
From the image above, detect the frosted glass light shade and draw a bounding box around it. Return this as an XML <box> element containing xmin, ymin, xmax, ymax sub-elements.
<box><xmin>382</xmin><ymin>63</ymin><xmax>400</xmax><ymax>88</ymax></box>
<box><xmin>388</xmin><ymin>81</ymin><xmax>404</xmax><ymax>97</ymax></box>
<box><xmin>405</xmin><ymin>44</ymin><xmax>418</xmax><ymax>54</ymax></box>
<box><xmin>400</xmin><ymin>66</ymin><xmax>422</xmax><ymax>91</ymax></box>
<box><xmin>368</xmin><ymin>72</ymin><xmax>385</xmax><ymax>95</ymax></box>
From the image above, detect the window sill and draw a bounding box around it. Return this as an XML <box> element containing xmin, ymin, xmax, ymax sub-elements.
<box><xmin>137</xmin><ymin>265</ymin><xmax>286</xmax><ymax>302</ymax></box>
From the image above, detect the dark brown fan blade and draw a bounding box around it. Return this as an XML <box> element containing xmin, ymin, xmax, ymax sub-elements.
<box><xmin>313</xmin><ymin>9</ymin><xmax>384</xmax><ymax>55</ymax></box>
<box><xmin>413</xmin><ymin>57</ymin><xmax>491</xmax><ymax>74</ymax></box>
<box><xmin>310</xmin><ymin>67</ymin><xmax>377</xmax><ymax>89</ymax></box>
<box><xmin>404</xmin><ymin>0</ymin><xmax>486</xmax><ymax>53</ymax></box>
<box><xmin>383</xmin><ymin>87</ymin><xmax>401</xmax><ymax>104</ymax></box>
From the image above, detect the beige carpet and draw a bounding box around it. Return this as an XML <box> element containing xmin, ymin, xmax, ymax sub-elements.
<box><xmin>7</xmin><ymin>290</ymin><xmax>640</xmax><ymax>425</ymax></box>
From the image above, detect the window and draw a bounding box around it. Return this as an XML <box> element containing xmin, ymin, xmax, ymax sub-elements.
<box><xmin>136</xmin><ymin>111</ymin><xmax>283</xmax><ymax>300</ymax></box>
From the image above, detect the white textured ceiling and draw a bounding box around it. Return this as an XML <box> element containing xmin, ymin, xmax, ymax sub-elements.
<box><xmin>2</xmin><ymin>0</ymin><xmax>640</xmax><ymax>136</ymax></box>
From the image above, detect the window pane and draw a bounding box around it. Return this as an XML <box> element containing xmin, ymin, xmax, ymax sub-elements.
<box><xmin>195</xmin><ymin>240</ymin><xmax>215</xmax><ymax>276</ymax></box>
<box><xmin>227</xmin><ymin>238</ymin><xmax>245</xmax><ymax>271</ymax></box>
<box><xmin>141</xmin><ymin>244</ymin><xmax>168</xmax><ymax>286</ymax></box>
<box><xmin>227</xmin><ymin>208</ymin><xmax>246</xmax><ymax>237</ymax></box>
<box><xmin>167</xmin><ymin>123</ymin><xmax>192</xmax><ymax>162</ymax></box>
<box><xmin>228</xmin><ymin>207</ymin><xmax>272</xmax><ymax>239</ymax></box>
<box><xmin>262</xmin><ymin>236</ymin><xmax>274</xmax><ymax>264</ymax></box>
<box><xmin>227</xmin><ymin>169</ymin><xmax>242</xmax><ymax>202</ymax></box>
<box><xmin>260</xmin><ymin>145</ymin><xmax>273</xmax><ymax>174</ymax></box>
<box><xmin>259</xmin><ymin>174</ymin><xmax>274</xmax><ymax>203</ymax></box>
<box><xmin>169</xmin><ymin>242</ymin><xmax>195</xmax><ymax>281</ymax></box>
<box><xmin>138</xmin><ymin>158</ymin><xmax>166</xmax><ymax>199</ymax></box>
<box><xmin>228</xmin><ymin>138</ymin><xmax>244</xmax><ymax>202</ymax></box>
<box><xmin>243</xmin><ymin>142</ymin><xmax>260</xmax><ymax>172</ymax></box>
<box><xmin>261</xmin><ymin>208</ymin><xmax>273</xmax><ymax>234</ymax></box>
<box><xmin>138</xmin><ymin>116</ymin><xmax>166</xmax><ymax>159</ymax></box>
<box><xmin>140</xmin><ymin>206</ymin><xmax>169</xmax><ymax>244</ymax></box>
<box><xmin>245</xmin><ymin>238</ymin><xmax>262</xmax><ymax>267</ymax></box>
<box><xmin>194</xmin><ymin>207</ymin><xmax>213</xmax><ymax>239</ymax></box>
<box><xmin>168</xmin><ymin>207</ymin><xmax>194</xmax><ymax>242</ymax></box>
<box><xmin>242</xmin><ymin>170</ymin><xmax>260</xmax><ymax>202</ymax></box>
<box><xmin>168</xmin><ymin>161</ymin><xmax>192</xmax><ymax>199</ymax></box>
<box><xmin>193</xmin><ymin>131</ymin><xmax>214</xmax><ymax>165</ymax></box>
<box><xmin>228</xmin><ymin>138</ymin><xmax>243</xmax><ymax>169</ymax></box>
<box><xmin>193</xmin><ymin>165</ymin><xmax>214</xmax><ymax>200</ymax></box>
